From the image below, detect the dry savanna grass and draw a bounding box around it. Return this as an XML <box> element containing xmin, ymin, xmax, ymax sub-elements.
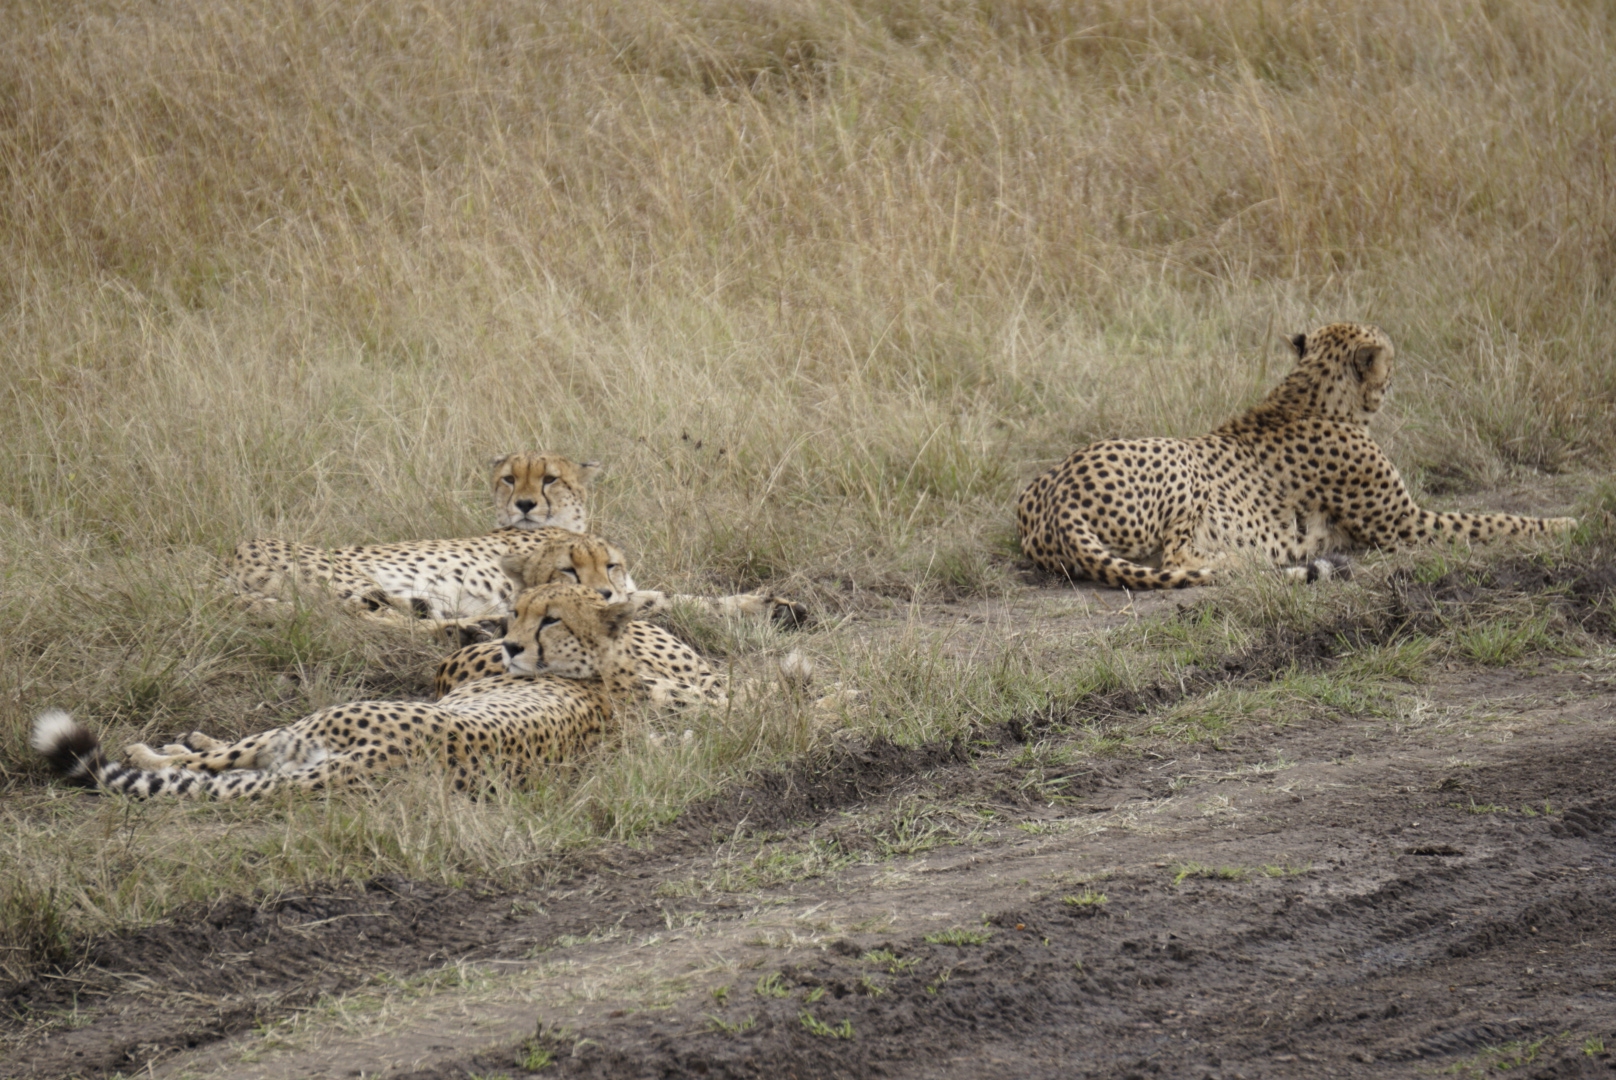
<box><xmin>2</xmin><ymin>0</ymin><xmax>1614</xmax><ymax>983</ymax></box>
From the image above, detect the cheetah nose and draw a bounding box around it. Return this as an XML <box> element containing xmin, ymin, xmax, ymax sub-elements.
<box><xmin>503</xmin><ymin>642</ymin><xmax>525</xmax><ymax>659</ymax></box>
<box><xmin>596</xmin><ymin>588</ymin><xmax>615</xmax><ymax>600</ymax></box>
<box><xmin>514</xmin><ymin>499</ymin><xmax>537</xmax><ymax>514</ymax></box>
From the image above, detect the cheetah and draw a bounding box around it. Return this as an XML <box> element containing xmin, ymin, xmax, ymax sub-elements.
<box><xmin>1016</xmin><ymin>323</ymin><xmax>1577</xmax><ymax>590</ymax></box>
<box><xmin>446</xmin><ymin>572</ymin><xmax>840</xmax><ymax>717</ymax></box>
<box><xmin>228</xmin><ymin>451</ymin><xmax>808</xmax><ymax>639</ymax></box>
<box><xmin>227</xmin><ymin>453</ymin><xmax>600</xmax><ymax>636</ymax></box>
<box><xmin>435</xmin><ymin>532</ymin><xmax>728</xmax><ymax>707</ymax></box>
<box><xmin>32</xmin><ymin>584</ymin><xmax>639</xmax><ymax>799</ymax></box>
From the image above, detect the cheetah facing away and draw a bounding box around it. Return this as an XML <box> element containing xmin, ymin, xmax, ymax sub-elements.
<box><xmin>1017</xmin><ymin>323</ymin><xmax>1577</xmax><ymax>590</ymax></box>
<box><xmin>32</xmin><ymin>584</ymin><xmax>639</xmax><ymax>799</ymax></box>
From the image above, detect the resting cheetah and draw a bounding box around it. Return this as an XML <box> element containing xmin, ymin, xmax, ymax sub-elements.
<box><xmin>228</xmin><ymin>453</ymin><xmax>601</xmax><ymax>634</ymax></box>
<box><xmin>228</xmin><ymin>451</ymin><xmax>808</xmax><ymax>639</ymax></box>
<box><xmin>32</xmin><ymin>584</ymin><xmax>638</xmax><ymax>799</ymax></box>
<box><xmin>435</xmin><ymin>532</ymin><xmax>727</xmax><ymax>707</ymax></box>
<box><xmin>1017</xmin><ymin>323</ymin><xmax>1577</xmax><ymax>590</ymax></box>
<box><xmin>451</xmin><ymin>585</ymin><xmax>838</xmax><ymax>719</ymax></box>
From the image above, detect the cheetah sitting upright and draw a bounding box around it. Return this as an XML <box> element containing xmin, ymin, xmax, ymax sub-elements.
<box><xmin>228</xmin><ymin>451</ymin><xmax>807</xmax><ymax>640</ymax></box>
<box><xmin>1017</xmin><ymin>323</ymin><xmax>1577</xmax><ymax>589</ymax></box>
<box><xmin>32</xmin><ymin>584</ymin><xmax>640</xmax><ymax>799</ymax></box>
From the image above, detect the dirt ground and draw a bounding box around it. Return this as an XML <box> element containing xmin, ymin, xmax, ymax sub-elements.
<box><xmin>5</xmin><ymin>565</ymin><xmax>1615</xmax><ymax>1080</ymax></box>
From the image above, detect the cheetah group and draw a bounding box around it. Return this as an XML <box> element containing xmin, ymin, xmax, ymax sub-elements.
<box><xmin>34</xmin><ymin>323</ymin><xmax>1578</xmax><ymax>797</ymax></box>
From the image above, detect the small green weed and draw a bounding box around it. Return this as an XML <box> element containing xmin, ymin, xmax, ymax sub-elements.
<box><xmin>1258</xmin><ymin>864</ymin><xmax>1312</xmax><ymax>877</ymax></box>
<box><xmin>799</xmin><ymin>1011</ymin><xmax>854</xmax><ymax>1039</ymax></box>
<box><xmin>706</xmin><ymin>1014</ymin><xmax>756</xmax><ymax>1035</ymax></box>
<box><xmin>755</xmin><ymin>972</ymin><xmax>790</xmax><ymax>998</ymax></box>
<box><xmin>517</xmin><ymin>1039</ymin><xmax>554</xmax><ymax>1071</ymax></box>
<box><xmin>1171</xmin><ymin>863</ymin><xmax>1248</xmax><ymax>885</ymax></box>
<box><xmin>924</xmin><ymin>927</ymin><xmax>993</xmax><ymax>946</ymax></box>
<box><xmin>1441</xmin><ymin>1034</ymin><xmax>1553</xmax><ymax>1075</ymax></box>
<box><xmin>1062</xmin><ymin>889</ymin><xmax>1108</xmax><ymax>907</ymax></box>
<box><xmin>861</xmin><ymin>949</ymin><xmax>919</xmax><ymax>974</ymax></box>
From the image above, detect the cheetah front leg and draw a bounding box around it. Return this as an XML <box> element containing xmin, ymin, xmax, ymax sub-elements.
<box><xmin>124</xmin><ymin>729</ymin><xmax>290</xmax><ymax>773</ymax></box>
<box><xmin>1157</xmin><ymin>516</ymin><xmax>1234</xmax><ymax>582</ymax></box>
<box><xmin>629</xmin><ymin>590</ymin><xmax>810</xmax><ymax>628</ymax></box>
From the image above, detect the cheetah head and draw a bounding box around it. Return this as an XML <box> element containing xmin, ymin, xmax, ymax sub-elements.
<box><xmin>491</xmin><ymin>452</ymin><xmax>600</xmax><ymax>531</ymax></box>
<box><xmin>500</xmin><ymin>583</ymin><xmax>635</xmax><ymax>680</ymax></box>
<box><xmin>1282</xmin><ymin>322</ymin><xmax>1395</xmax><ymax>422</ymax></box>
<box><xmin>499</xmin><ymin>532</ymin><xmax>637</xmax><ymax>605</ymax></box>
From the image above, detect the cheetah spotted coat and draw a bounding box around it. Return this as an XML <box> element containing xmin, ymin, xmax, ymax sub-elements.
<box><xmin>1016</xmin><ymin>323</ymin><xmax>1576</xmax><ymax>589</ymax></box>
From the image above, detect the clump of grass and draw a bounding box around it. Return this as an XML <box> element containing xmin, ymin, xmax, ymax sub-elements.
<box><xmin>1171</xmin><ymin>863</ymin><xmax>1250</xmax><ymax>885</ymax></box>
<box><xmin>923</xmin><ymin>927</ymin><xmax>993</xmax><ymax>946</ymax></box>
<box><xmin>798</xmin><ymin>1011</ymin><xmax>854</xmax><ymax>1039</ymax></box>
<box><xmin>1062</xmin><ymin>889</ymin><xmax>1108</xmax><ymax>907</ymax></box>
<box><xmin>706</xmin><ymin>1014</ymin><xmax>755</xmax><ymax>1036</ymax></box>
<box><xmin>754</xmin><ymin>972</ymin><xmax>790</xmax><ymax>999</ymax></box>
<box><xmin>861</xmin><ymin>949</ymin><xmax>919</xmax><ymax>975</ymax></box>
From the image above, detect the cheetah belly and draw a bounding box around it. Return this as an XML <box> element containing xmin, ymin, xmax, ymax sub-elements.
<box><xmin>350</xmin><ymin>542</ymin><xmax>515</xmax><ymax>621</ymax></box>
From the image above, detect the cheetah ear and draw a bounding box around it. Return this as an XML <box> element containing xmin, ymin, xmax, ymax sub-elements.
<box><xmin>576</xmin><ymin>460</ymin><xmax>603</xmax><ymax>484</ymax></box>
<box><xmin>499</xmin><ymin>551</ymin><xmax>531</xmax><ymax>589</ymax></box>
<box><xmin>1289</xmin><ymin>333</ymin><xmax>1307</xmax><ymax>358</ymax></box>
<box><xmin>599</xmin><ymin>600</ymin><xmax>635</xmax><ymax>639</ymax></box>
<box><xmin>488</xmin><ymin>453</ymin><xmax>513</xmax><ymax>471</ymax></box>
<box><xmin>1351</xmin><ymin>346</ymin><xmax>1380</xmax><ymax>383</ymax></box>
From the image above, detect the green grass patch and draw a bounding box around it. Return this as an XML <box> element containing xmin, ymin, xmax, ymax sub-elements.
<box><xmin>1171</xmin><ymin>863</ymin><xmax>1250</xmax><ymax>885</ymax></box>
<box><xmin>798</xmin><ymin>1011</ymin><xmax>854</xmax><ymax>1039</ymax></box>
<box><xmin>923</xmin><ymin>927</ymin><xmax>993</xmax><ymax>946</ymax></box>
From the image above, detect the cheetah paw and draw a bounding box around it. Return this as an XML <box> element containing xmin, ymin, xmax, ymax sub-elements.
<box><xmin>1283</xmin><ymin>553</ymin><xmax>1353</xmax><ymax>583</ymax></box>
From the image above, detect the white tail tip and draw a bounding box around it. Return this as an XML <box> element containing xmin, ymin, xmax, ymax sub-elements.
<box><xmin>31</xmin><ymin>709</ymin><xmax>78</xmax><ymax>753</ymax></box>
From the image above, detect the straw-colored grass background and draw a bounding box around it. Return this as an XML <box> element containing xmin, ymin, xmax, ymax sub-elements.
<box><xmin>2</xmin><ymin>0</ymin><xmax>1612</xmax><ymax>977</ymax></box>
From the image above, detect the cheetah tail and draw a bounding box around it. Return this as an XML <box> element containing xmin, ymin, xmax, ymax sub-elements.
<box><xmin>31</xmin><ymin>709</ymin><xmax>250</xmax><ymax>800</ymax></box>
<box><xmin>31</xmin><ymin>710</ymin><xmax>107</xmax><ymax>789</ymax></box>
<box><xmin>1049</xmin><ymin>521</ymin><xmax>1213</xmax><ymax>591</ymax></box>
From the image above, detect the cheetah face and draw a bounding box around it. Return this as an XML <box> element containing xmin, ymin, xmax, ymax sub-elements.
<box><xmin>499</xmin><ymin>533</ymin><xmax>637</xmax><ymax>605</ymax></box>
<box><xmin>490</xmin><ymin>453</ymin><xmax>600</xmax><ymax>532</ymax></box>
<box><xmin>500</xmin><ymin>583</ymin><xmax>634</xmax><ymax>679</ymax></box>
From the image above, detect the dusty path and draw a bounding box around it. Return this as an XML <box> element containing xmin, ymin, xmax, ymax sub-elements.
<box><xmin>5</xmin><ymin>654</ymin><xmax>1613</xmax><ymax>1079</ymax></box>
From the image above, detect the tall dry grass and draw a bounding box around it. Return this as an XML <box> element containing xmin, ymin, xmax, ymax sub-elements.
<box><xmin>1</xmin><ymin>0</ymin><xmax>1613</xmax><ymax>972</ymax></box>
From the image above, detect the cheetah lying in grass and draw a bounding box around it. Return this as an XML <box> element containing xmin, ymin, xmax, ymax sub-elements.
<box><xmin>227</xmin><ymin>451</ymin><xmax>808</xmax><ymax>641</ymax></box>
<box><xmin>442</xmin><ymin>533</ymin><xmax>846</xmax><ymax>711</ymax></box>
<box><xmin>434</xmin><ymin>533</ymin><xmax>721</xmax><ymax>706</ymax></box>
<box><xmin>1017</xmin><ymin>323</ymin><xmax>1577</xmax><ymax>589</ymax></box>
<box><xmin>33</xmin><ymin>584</ymin><xmax>640</xmax><ymax>799</ymax></box>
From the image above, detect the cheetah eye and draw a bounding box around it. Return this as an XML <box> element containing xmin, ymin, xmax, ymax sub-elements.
<box><xmin>538</xmin><ymin>615</ymin><xmax>561</xmax><ymax>631</ymax></box>
<box><xmin>607</xmin><ymin>563</ymin><xmax>622</xmax><ymax>572</ymax></box>
<box><xmin>560</xmin><ymin>568</ymin><xmax>579</xmax><ymax>580</ymax></box>
<box><xmin>499</xmin><ymin>475</ymin><xmax>515</xmax><ymax>487</ymax></box>
<box><xmin>542</xmin><ymin>475</ymin><xmax>557</xmax><ymax>487</ymax></box>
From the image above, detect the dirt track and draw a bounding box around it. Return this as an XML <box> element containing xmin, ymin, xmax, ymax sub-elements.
<box><xmin>5</xmin><ymin>575</ymin><xmax>1616</xmax><ymax>1079</ymax></box>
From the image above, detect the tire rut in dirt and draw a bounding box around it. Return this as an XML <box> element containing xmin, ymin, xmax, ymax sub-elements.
<box><xmin>416</xmin><ymin>748</ymin><xmax>1616</xmax><ymax>1080</ymax></box>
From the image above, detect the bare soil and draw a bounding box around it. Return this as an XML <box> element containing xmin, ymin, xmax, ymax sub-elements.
<box><xmin>5</xmin><ymin>560</ymin><xmax>1616</xmax><ymax>1080</ymax></box>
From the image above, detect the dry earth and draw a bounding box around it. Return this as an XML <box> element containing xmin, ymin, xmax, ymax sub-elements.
<box><xmin>4</xmin><ymin>565</ymin><xmax>1615</xmax><ymax>1080</ymax></box>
